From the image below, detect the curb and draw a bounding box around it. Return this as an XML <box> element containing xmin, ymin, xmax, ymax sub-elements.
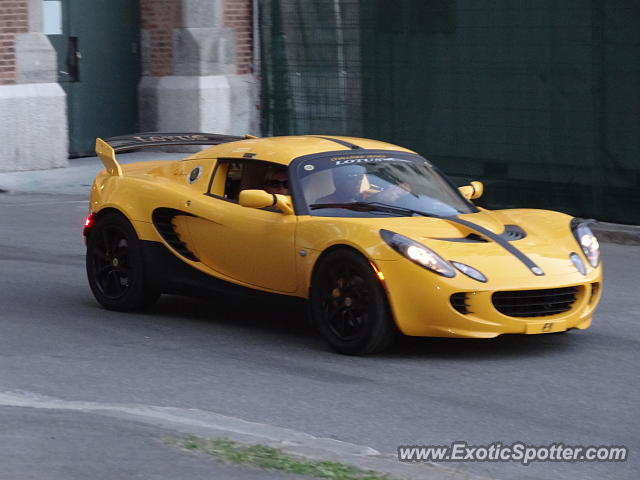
<box><xmin>0</xmin><ymin>390</ymin><xmax>493</xmax><ymax>480</ymax></box>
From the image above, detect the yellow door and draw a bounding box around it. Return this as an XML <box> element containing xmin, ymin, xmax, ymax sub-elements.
<box><xmin>185</xmin><ymin>198</ymin><xmax>298</xmax><ymax>293</ymax></box>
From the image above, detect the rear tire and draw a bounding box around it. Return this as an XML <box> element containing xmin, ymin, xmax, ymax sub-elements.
<box><xmin>86</xmin><ymin>212</ymin><xmax>159</xmax><ymax>311</ymax></box>
<box><xmin>310</xmin><ymin>248</ymin><xmax>396</xmax><ymax>355</ymax></box>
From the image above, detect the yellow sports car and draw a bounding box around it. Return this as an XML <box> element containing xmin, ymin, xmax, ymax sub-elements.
<box><xmin>84</xmin><ymin>133</ymin><xmax>602</xmax><ymax>354</ymax></box>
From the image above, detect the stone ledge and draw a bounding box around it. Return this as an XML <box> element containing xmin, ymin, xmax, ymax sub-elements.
<box><xmin>15</xmin><ymin>33</ymin><xmax>57</xmax><ymax>84</ymax></box>
<box><xmin>0</xmin><ymin>83</ymin><xmax>68</xmax><ymax>172</ymax></box>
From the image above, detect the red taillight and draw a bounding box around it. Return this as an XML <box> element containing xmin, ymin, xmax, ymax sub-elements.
<box><xmin>83</xmin><ymin>213</ymin><xmax>95</xmax><ymax>231</ymax></box>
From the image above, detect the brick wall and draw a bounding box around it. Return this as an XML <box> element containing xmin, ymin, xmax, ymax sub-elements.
<box><xmin>140</xmin><ymin>0</ymin><xmax>181</xmax><ymax>76</ymax></box>
<box><xmin>0</xmin><ymin>0</ymin><xmax>28</xmax><ymax>85</ymax></box>
<box><xmin>225</xmin><ymin>0</ymin><xmax>253</xmax><ymax>74</ymax></box>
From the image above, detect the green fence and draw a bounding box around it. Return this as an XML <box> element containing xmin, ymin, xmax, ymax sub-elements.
<box><xmin>260</xmin><ymin>0</ymin><xmax>640</xmax><ymax>224</ymax></box>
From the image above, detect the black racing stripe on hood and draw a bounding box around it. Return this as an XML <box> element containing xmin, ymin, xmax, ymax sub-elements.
<box><xmin>446</xmin><ymin>216</ymin><xmax>544</xmax><ymax>276</ymax></box>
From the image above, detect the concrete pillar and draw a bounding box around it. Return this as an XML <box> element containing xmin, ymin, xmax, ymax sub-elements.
<box><xmin>139</xmin><ymin>0</ymin><xmax>259</xmax><ymax>141</ymax></box>
<box><xmin>0</xmin><ymin>0</ymin><xmax>68</xmax><ymax>172</ymax></box>
<box><xmin>16</xmin><ymin>0</ymin><xmax>58</xmax><ymax>85</ymax></box>
<box><xmin>0</xmin><ymin>83</ymin><xmax>68</xmax><ymax>172</ymax></box>
<box><xmin>15</xmin><ymin>32</ymin><xmax>57</xmax><ymax>84</ymax></box>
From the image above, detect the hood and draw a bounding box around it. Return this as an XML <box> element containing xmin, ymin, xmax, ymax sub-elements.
<box><xmin>373</xmin><ymin>208</ymin><xmax>582</xmax><ymax>279</ymax></box>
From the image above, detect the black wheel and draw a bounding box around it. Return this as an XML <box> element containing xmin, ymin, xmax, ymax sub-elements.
<box><xmin>310</xmin><ymin>248</ymin><xmax>397</xmax><ymax>355</ymax></box>
<box><xmin>86</xmin><ymin>212</ymin><xmax>159</xmax><ymax>311</ymax></box>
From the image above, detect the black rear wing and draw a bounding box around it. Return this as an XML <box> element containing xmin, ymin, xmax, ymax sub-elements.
<box><xmin>95</xmin><ymin>132</ymin><xmax>256</xmax><ymax>176</ymax></box>
<box><xmin>104</xmin><ymin>132</ymin><xmax>253</xmax><ymax>152</ymax></box>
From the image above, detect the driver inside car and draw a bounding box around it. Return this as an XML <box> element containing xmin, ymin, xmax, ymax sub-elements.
<box><xmin>315</xmin><ymin>165</ymin><xmax>366</xmax><ymax>204</ymax></box>
<box><xmin>315</xmin><ymin>164</ymin><xmax>411</xmax><ymax>204</ymax></box>
<box><xmin>263</xmin><ymin>168</ymin><xmax>289</xmax><ymax>195</ymax></box>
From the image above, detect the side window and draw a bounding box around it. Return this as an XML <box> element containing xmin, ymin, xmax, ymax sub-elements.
<box><xmin>224</xmin><ymin>161</ymin><xmax>243</xmax><ymax>200</ymax></box>
<box><xmin>209</xmin><ymin>159</ymin><xmax>287</xmax><ymax>201</ymax></box>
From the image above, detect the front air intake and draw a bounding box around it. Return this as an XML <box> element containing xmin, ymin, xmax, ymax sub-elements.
<box><xmin>492</xmin><ymin>287</ymin><xmax>578</xmax><ymax>318</ymax></box>
<box><xmin>589</xmin><ymin>282</ymin><xmax>600</xmax><ymax>304</ymax></box>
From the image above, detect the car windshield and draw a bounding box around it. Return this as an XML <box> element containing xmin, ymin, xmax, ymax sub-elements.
<box><xmin>294</xmin><ymin>152</ymin><xmax>477</xmax><ymax>217</ymax></box>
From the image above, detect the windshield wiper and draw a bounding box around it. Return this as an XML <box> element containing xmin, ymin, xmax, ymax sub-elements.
<box><xmin>309</xmin><ymin>201</ymin><xmax>441</xmax><ymax>218</ymax></box>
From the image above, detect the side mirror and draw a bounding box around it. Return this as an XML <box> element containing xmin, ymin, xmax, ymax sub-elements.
<box><xmin>458</xmin><ymin>181</ymin><xmax>484</xmax><ymax>200</ymax></box>
<box><xmin>239</xmin><ymin>190</ymin><xmax>294</xmax><ymax>215</ymax></box>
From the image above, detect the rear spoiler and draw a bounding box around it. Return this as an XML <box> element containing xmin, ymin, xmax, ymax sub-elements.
<box><xmin>95</xmin><ymin>132</ymin><xmax>256</xmax><ymax>176</ymax></box>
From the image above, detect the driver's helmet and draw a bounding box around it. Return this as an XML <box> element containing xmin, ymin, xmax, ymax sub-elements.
<box><xmin>332</xmin><ymin>164</ymin><xmax>366</xmax><ymax>190</ymax></box>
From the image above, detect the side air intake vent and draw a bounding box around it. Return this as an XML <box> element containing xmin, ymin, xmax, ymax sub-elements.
<box><xmin>152</xmin><ymin>208</ymin><xmax>199</xmax><ymax>262</ymax></box>
<box><xmin>450</xmin><ymin>293</ymin><xmax>471</xmax><ymax>314</ymax></box>
<box><xmin>500</xmin><ymin>225</ymin><xmax>527</xmax><ymax>241</ymax></box>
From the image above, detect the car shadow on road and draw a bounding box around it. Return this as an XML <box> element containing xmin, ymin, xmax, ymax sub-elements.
<box><xmin>146</xmin><ymin>293</ymin><xmax>316</xmax><ymax>338</ymax></box>
<box><xmin>137</xmin><ymin>293</ymin><xmax>584</xmax><ymax>360</ymax></box>
<box><xmin>384</xmin><ymin>331</ymin><xmax>584</xmax><ymax>361</ymax></box>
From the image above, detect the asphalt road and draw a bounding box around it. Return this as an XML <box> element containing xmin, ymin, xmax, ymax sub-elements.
<box><xmin>0</xmin><ymin>192</ymin><xmax>638</xmax><ymax>480</ymax></box>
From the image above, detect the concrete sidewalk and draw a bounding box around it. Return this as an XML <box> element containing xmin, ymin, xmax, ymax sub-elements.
<box><xmin>0</xmin><ymin>151</ymin><xmax>182</xmax><ymax>195</ymax></box>
<box><xmin>1</xmin><ymin>153</ymin><xmax>638</xmax><ymax>245</ymax></box>
<box><xmin>591</xmin><ymin>221</ymin><xmax>640</xmax><ymax>246</ymax></box>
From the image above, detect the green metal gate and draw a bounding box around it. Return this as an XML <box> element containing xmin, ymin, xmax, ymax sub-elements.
<box><xmin>47</xmin><ymin>0</ymin><xmax>141</xmax><ymax>156</ymax></box>
<box><xmin>260</xmin><ymin>0</ymin><xmax>640</xmax><ymax>224</ymax></box>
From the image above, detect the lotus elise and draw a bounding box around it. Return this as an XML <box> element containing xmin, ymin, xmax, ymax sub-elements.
<box><xmin>84</xmin><ymin>133</ymin><xmax>602</xmax><ymax>354</ymax></box>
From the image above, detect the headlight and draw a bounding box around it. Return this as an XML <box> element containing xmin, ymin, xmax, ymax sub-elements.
<box><xmin>380</xmin><ymin>229</ymin><xmax>455</xmax><ymax>277</ymax></box>
<box><xmin>569</xmin><ymin>252</ymin><xmax>587</xmax><ymax>275</ymax></box>
<box><xmin>451</xmin><ymin>261</ymin><xmax>488</xmax><ymax>283</ymax></box>
<box><xmin>571</xmin><ymin>219</ymin><xmax>600</xmax><ymax>268</ymax></box>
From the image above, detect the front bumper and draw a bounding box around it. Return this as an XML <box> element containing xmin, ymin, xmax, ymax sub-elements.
<box><xmin>376</xmin><ymin>258</ymin><xmax>602</xmax><ymax>338</ymax></box>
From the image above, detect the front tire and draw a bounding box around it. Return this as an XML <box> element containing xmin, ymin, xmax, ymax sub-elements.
<box><xmin>310</xmin><ymin>248</ymin><xmax>396</xmax><ymax>355</ymax></box>
<box><xmin>86</xmin><ymin>212</ymin><xmax>159</xmax><ymax>311</ymax></box>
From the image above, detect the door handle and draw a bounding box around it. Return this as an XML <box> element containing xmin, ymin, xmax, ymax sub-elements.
<box><xmin>67</xmin><ymin>36</ymin><xmax>80</xmax><ymax>82</ymax></box>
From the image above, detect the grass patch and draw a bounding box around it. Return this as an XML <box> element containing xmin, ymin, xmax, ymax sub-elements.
<box><xmin>166</xmin><ymin>436</ymin><xmax>398</xmax><ymax>480</ymax></box>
